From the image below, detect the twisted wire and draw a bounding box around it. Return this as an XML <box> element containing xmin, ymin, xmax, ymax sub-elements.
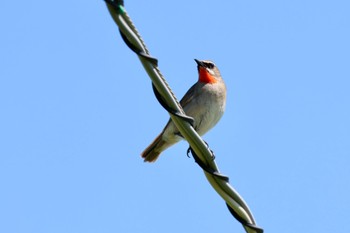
<box><xmin>104</xmin><ymin>1</ymin><xmax>263</xmax><ymax>232</ymax></box>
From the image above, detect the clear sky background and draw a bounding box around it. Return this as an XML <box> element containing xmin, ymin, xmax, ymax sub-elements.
<box><xmin>1</xmin><ymin>1</ymin><xmax>349</xmax><ymax>233</ymax></box>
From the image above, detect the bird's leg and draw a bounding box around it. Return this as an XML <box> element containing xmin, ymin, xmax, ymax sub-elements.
<box><xmin>186</xmin><ymin>140</ymin><xmax>215</xmax><ymax>160</ymax></box>
<box><xmin>186</xmin><ymin>147</ymin><xmax>192</xmax><ymax>158</ymax></box>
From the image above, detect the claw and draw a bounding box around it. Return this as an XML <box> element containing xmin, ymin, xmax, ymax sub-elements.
<box><xmin>187</xmin><ymin>147</ymin><xmax>192</xmax><ymax>158</ymax></box>
<box><xmin>203</xmin><ymin>140</ymin><xmax>215</xmax><ymax>160</ymax></box>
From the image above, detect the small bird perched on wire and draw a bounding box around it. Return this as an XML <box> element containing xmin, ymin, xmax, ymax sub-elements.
<box><xmin>141</xmin><ymin>59</ymin><xmax>227</xmax><ymax>162</ymax></box>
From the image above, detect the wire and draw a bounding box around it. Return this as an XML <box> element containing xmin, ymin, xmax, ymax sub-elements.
<box><xmin>104</xmin><ymin>1</ymin><xmax>263</xmax><ymax>232</ymax></box>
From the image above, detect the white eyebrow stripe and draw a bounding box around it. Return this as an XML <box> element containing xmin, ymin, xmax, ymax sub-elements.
<box><xmin>207</xmin><ymin>68</ymin><xmax>215</xmax><ymax>75</ymax></box>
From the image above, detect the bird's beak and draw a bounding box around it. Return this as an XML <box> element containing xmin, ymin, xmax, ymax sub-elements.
<box><xmin>194</xmin><ymin>59</ymin><xmax>204</xmax><ymax>67</ymax></box>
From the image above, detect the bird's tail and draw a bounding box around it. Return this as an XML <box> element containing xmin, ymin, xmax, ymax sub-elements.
<box><xmin>141</xmin><ymin>134</ymin><xmax>166</xmax><ymax>162</ymax></box>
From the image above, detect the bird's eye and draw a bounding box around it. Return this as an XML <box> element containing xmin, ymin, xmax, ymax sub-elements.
<box><xmin>205</xmin><ymin>62</ymin><xmax>214</xmax><ymax>69</ymax></box>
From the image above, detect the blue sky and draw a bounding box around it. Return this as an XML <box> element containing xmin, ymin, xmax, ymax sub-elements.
<box><xmin>1</xmin><ymin>1</ymin><xmax>349</xmax><ymax>233</ymax></box>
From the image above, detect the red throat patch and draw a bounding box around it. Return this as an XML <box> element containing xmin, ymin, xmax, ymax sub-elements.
<box><xmin>198</xmin><ymin>68</ymin><xmax>217</xmax><ymax>84</ymax></box>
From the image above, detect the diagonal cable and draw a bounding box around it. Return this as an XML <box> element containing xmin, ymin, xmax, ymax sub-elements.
<box><xmin>104</xmin><ymin>1</ymin><xmax>263</xmax><ymax>233</ymax></box>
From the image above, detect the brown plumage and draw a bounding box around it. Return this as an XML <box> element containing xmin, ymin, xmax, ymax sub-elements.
<box><xmin>141</xmin><ymin>59</ymin><xmax>226</xmax><ymax>162</ymax></box>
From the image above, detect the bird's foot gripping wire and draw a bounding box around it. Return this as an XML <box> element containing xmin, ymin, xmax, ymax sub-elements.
<box><xmin>204</xmin><ymin>140</ymin><xmax>216</xmax><ymax>160</ymax></box>
<box><xmin>187</xmin><ymin>146</ymin><xmax>229</xmax><ymax>182</ymax></box>
<box><xmin>186</xmin><ymin>140</ymin><xmax>215</xmax><ymax>160</ymax></box>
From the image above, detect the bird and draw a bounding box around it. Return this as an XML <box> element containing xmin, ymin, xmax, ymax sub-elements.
<box><xmin>141</xmin><ymin>59</ymin><xmax>227</xmax><ymax>162</ymax></box>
